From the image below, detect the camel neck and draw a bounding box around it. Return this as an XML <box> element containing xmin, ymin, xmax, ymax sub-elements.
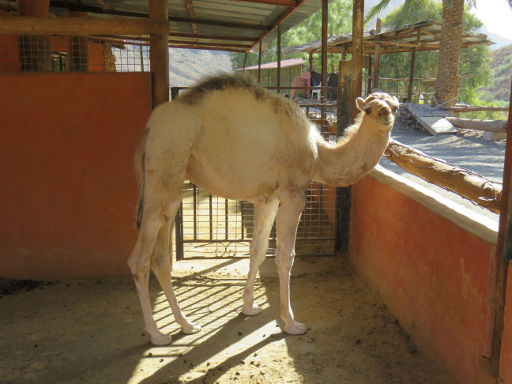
<box><xmin>314</xmin><ymin>118</ymin><xmax>391</xmax><ymax>186</ymax></box>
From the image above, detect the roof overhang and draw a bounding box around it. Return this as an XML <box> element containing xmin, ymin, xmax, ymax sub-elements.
<box><xmin>0</xmin><ymin>0</ymin><xmax>331</xmax><ymax>53</ymax></box>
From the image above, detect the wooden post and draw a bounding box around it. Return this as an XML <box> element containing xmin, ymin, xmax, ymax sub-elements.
<box><xmin>277</xmin><ymin>24</ymin><xmax>281</xmax><ymax>95</ymax></box>
<box><xmin>335</xmin><ymin>59</ymin><xmax>352</xmax><ymax>253</ymax></box>
<box><xmin>321</xmin><ymin>0</ymin><xmax>328</xmax><ymax>130</ymax></box>
<box><xmin>351</xmin><ymin>0</ymin><xmax>364</xmax><ymax>122</ymax></box>
<box><xmin>308</xmin><ymin>51</ymin><xmax>313</xmax><ymax>71</ymax></box>
<box><xmin>149</xmin><ymin>0</ymin><xmax>169</xmax><ymax>107</ymax></box>
<box><xmin>242</xmin><ymin>52</ymin><xmax>248</xmax><ymax>72</ymax></box>
<box><xmin>481</xmin><ymin>79</ymin><xmax>512</xmax><ymax>378</ymax></box>
<box><xmin>258</xmin><ymin>41</ymin><xmax>262</xmax><ymax>84</ymax></box>
<box><xmin>371</xmin><ymin>18</ymin><xmax>381</xmax><ymax>91</ymax></box>
<box><xmin>407</xmin><ymin>48</ymin><xmax>416</xmax><ymax>102</ymax></box>
<box><xmin>367</xmin><ymin>55</ymin><xmax>372</xmax><ymax>96</ymax></box>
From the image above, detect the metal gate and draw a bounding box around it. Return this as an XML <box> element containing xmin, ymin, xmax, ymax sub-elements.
<box><xmin>175</xmin><ymin>179</ymin><xmax>337</xmax><ymax>260</ymax></box>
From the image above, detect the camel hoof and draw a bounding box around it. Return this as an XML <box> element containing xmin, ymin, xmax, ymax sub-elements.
<box><xmin>150</xmin><ymin>332</ymin><xmax>172</xmax><ymax>346</ymax></box>
<box><xmin>284</xmin><ymin>321</ymin><xmax>306</xmax><ymax>335</ymax></box>
<box><xmin>242</xmin><ymin>305</ymin><xmax>262</xmax><ymax>316</ymax></box>
<box><xmin>181</xmin><ymin>322</ymin><xmax>201</xmax><ymax>334</ymax></box>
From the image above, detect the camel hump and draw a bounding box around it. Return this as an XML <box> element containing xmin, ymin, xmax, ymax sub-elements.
<box><xmin>177</xmin><ymin>72</ymin><xmax>268</xmax><ymax>105</ymax></box>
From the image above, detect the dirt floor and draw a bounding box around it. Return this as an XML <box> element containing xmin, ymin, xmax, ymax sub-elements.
<box><xmin>0</xmin><ymin>257</ymin><xmax>456</xmax><ymax>384</ymax></box>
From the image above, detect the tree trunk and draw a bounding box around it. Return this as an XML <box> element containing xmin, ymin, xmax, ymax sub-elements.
<box><xmin>434</xmin><ymin>0</ymin><xmax>464</xmax><ymax>106</ymax></box>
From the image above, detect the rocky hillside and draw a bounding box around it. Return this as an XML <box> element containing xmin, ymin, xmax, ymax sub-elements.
<box><xmin>481</xmin><ymin>44</ymin><xmax>512</xmax><ymax>102</ymax></box>
<box><xmin>115</xmin><ymin>45</ymin><xmax>233</xmax><ymax>88</ymax></box>
<box><xmin>168</xmin><ymin>48</ymin><xmax>233</xmax><ymax>87</ymax></box>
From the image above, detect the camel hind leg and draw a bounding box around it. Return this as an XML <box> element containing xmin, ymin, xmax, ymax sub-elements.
<box><xmin>128</xmin><ymin>175</ymin><xmax>190</xmax><ymax>345</ymax></box>
<box><xmin>151</xmin><ymin>215</ymin><xmax>201</xmax><ymax>334</ymax></box>
<box><xmin>128</xmin><ymin>202</ymin><xmax>171</xmax><ymax>345</ymax></box>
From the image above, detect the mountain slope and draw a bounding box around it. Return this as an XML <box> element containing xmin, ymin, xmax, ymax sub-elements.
<box><xmin>115</xmin><ymin>45</ymin><xmax>233</xmax><ymax>87</ymax></box>
<box><xmin>480</xmin><ymin>44</ymin><xmax>512</xmax><ymax>102</ymax></box>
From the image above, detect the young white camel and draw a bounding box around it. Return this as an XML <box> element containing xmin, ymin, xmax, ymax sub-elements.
<box><xmin>128</xmin><ymin>73</ymin><xmax>398</xmax><ymax>345</ymax></box>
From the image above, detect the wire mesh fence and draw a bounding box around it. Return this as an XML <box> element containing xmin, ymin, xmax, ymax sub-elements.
<box><xmin>0</xmin><ymin>34</ymin><xmax>149</xmax><ymax>73</ymax></box>
<box><xmin>176</xmin><ymin>180</ymin><xmax>336</xmax><ymax>260</ymax></box>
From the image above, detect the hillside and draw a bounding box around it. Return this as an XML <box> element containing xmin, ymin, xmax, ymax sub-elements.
<box><xmin>168</xmin><ymin>48</ymin><xmax>233</xmax><ymax>87</ymax></box>
<box><xmin>116</xmin><ymin>45</ymin><xmax>233</xmax><ymax>88</ymax></box>
<box><xmin>480</xmin><ymin>44</ymin><xmax>512</xmax><ymax>103</ymax></box>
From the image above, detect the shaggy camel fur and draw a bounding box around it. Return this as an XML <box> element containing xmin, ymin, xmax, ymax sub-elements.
<box><xmin>128</xmin><ymin>73</ymin><xmax>399</xmax><ymax>345</ymax></box>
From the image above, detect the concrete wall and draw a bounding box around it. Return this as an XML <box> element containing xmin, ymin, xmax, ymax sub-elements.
<box><xmin>0</xmin><ymin>72</ymin><xmax>152</xmax><ymax>279</ymax></box>
<box><xmin>349</xmin><ymin>165</ymin><xmax>512</xmax><ymax>384</ymax></box>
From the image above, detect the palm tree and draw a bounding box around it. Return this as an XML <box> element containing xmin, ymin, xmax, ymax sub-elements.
<box><xmin>367</xmin><ymin>0</ymin><xmax>471</xmax><ymax>106</ymax></box>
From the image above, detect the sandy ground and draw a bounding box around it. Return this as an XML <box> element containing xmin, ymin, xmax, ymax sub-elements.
<box><xmin>0</xmin><ymin>257</ymin><xmax>455</xmax><ymax>384</ymax></box>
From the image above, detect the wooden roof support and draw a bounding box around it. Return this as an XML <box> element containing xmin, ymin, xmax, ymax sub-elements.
<box><xmin>258</xmin><ymin>40</ymin><xmax>263</xmax><ymax>84</ymax></box>
<box><xmin>482</xmin><ymin>80</ymin><xmax>512</xmax><ymax>379</ymax></box>
<box><xmin>251</xmin><ymin>0</ymin><xmax>305</xmax><ymax>50</ymax></box>
<box><xmin>321</xmin><ymin>0</ymin><xmax>328</xmax><ymax>104</ymax></box>
<box><xmin>235</xmin><ymin>0</ymin><xmax>298</xmax><ymax>6</ymax></box>
<box><xmin>168</xmin><ymin>40</ymin><xmax>252</xmax><ymax>48</ymax></box>
<box><xmin>167</xmin><ymin>44</ymin><xmax>246</xmax><ymax>52</ymax></box>
<box><xmin>170</xmin><ymin>32</ymin><xmax>258</xmax><ymax>42</ymax></box>
<box><xmin>184</xmin><ymin>0</ymin><xmax>198</xmax><ymax>34</ymax></box>
<box><xmin>149</xmin><ymin>0</ymin><xmax>170</xmax><ymax>107</ymax></box>
<box><xmin>277</xmin><ymin>23</ymin><xmax>281</xmax><ymax>94</ymax></box>
<box><xmin>0</xmin><ymin>16</ymin><xmax>168</xmax><ymax>35</ymax></box>
<box><xmin>371</xmin><ymin>17</ymin><xmax>381</xmax><ymax>91</ymax></box>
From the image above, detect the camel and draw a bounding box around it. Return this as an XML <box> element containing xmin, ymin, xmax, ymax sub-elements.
<box><xmin>128</xmin><ymin>73</ymin><xmax>399</xmax><ymax>345</ymax></box>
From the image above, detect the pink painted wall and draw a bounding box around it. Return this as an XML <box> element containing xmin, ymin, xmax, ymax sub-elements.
<box><xmin>0</xmin><ymin>73</ymin><xmax>152</xmax><ymax>280</ymax></box>
<box><xmin>500</xmin><ymin>266</ymin><xmax>512</xmax><ymax>382</ymax></box>
<box><xmin>350</xmin><ymin>173</ymin><xmax>498</xmax><ymax>384</ymax></box>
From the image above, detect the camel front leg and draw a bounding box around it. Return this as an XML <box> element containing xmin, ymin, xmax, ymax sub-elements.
<box><xmin>276</xmin><ymin>191</ymin><xmax>306</xmax><ymax>335</ymax></box>
<box><xmin>242</xmin><ymin>199</ymin><xmax>279</xmax><ymax>316</ymax></box>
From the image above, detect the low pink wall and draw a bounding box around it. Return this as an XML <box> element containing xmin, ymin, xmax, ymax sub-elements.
<box><xmin>0</xmin><ymin>73</ymin><xmax>152</xmax><ymax>280</ymax></box>
<box><xmin>350</xmin><ymin>170</ymin><xmax>499</xmax><ymax>384</ymax></box>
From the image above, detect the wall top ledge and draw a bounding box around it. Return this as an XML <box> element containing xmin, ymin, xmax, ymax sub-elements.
<box><xmin>370</xmin><ymin>165</ymin><xmax>499</xmax><ymax>245</ymax></box>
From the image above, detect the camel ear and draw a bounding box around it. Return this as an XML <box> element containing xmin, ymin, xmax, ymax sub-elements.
<box><xmin>355</xmin><ymin>97</ymin><xmax>365</xmax><ymax>112</ymax></box>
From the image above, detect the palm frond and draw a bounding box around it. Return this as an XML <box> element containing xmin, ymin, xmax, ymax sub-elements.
<box><xmin>364</xmin><ymin>0</ymin><xmax>392</xmax><ymax>23</ymax></box>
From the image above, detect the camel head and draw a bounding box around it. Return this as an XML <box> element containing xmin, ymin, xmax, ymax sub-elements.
<box><xmin>355</xmin><ymin>92</ymin><xmax>399</xmax><ymax>132</ymax></box>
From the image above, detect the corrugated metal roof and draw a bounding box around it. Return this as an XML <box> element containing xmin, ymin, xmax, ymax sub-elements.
<box><xmin>36</xmin><ymin>0</ymin><xmax>330</xmax><ymax>52</ymax></box>
<box><xmin>283</xmin><ymin>19</ymin><xmax>494</xmax><ymax>55</ymax></box>
<box><xmin>240</xmin><ymin>57</ymin><xmax>304</xmax><ymax>70</ymax></box>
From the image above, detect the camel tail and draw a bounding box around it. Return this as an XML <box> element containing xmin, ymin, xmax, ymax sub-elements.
<box><xmin>135</xmin><ymin>130</ymin><xmax>148</xmax><ymax>230</ymax></box>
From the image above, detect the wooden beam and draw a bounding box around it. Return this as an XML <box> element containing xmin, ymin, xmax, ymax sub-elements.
<box><xmin>445</xmin><ymin>117</ymin><xmax>507</xmax><ymax>132</ymax></box>
<box><xmin>234</xmin><ymin>0</ymin><xmax>297</xmax><ymax>6</ymax></box>
<box><xmin>168</xmin><ymin>40</ymin><xmax>252</xmax><ymax>48</ymax></box>
<box><xmin>169</xmin><ymin>32</ymin><xmax>258</xmax><ymax>42</ymax></box>
<box><xmin>0</xmin><ymin>16</ymin><xmax>167</xmax><ymax>35</ymax></box>
<box><xmin>251</xmin><ymin>0</ymin><xmax>305</xmax><ymax>50</ymax></box>
<box><xmin>167</xmin><ymin>44</ymin><xmax>246</xmax><ymax>52</ymax></box>
<box><xmin>384</xmin><ymin>140</ymin><xmax>502</xmax><ymax>213</ymax></box>
<box><xmin>184</xmin><ymin>0</ymin><xmax>198</xmax><ymax>34</ymax></box>
<box><xmin>439</xmin><ymin>106</ymin><xmax>509</xmax><ymax>113</ymax></box>
<box><xmin>149</xmin><ymin>0</ymin><xmax>170</xmax><ymax>107</ymax></box>
<box><xmin>170</xmin><ymin>16</ymin><xmax>267</xmax><ymax>30</ymax></box>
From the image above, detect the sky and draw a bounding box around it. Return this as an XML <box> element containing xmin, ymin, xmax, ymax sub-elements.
<box><xmin>470</xmin><ymin>0</ymin><xmax>512</xmax><ymax>41</ymax></box>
